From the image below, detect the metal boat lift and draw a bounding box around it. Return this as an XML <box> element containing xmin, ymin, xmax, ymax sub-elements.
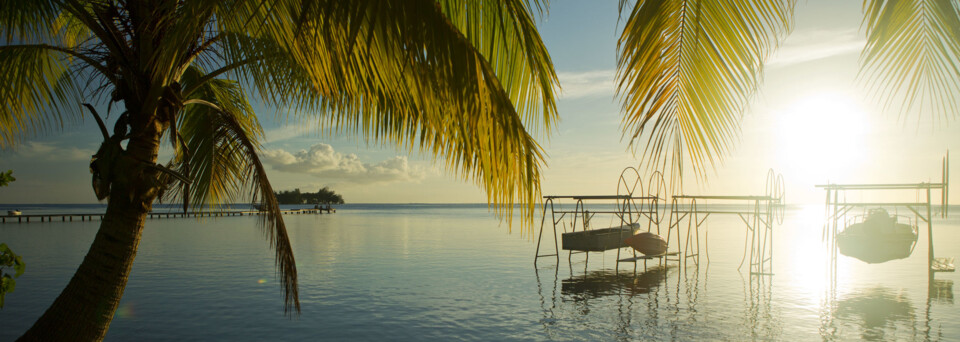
<box><xmin>534</xmin><ymin>168</ymin><xmax>673</xmax><ymax>267</ymax></box>
<box><xmin>817</xmin><ymin>152</ymin><xmax>951</xmax><ymax>276</ymax></box>
<box><xmin>668</xmin><ymin>169</ymin><xmax>785</xmax><ymax>275</ymax></box>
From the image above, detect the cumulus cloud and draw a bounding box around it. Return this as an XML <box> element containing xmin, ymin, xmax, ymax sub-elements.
<box><xmin>261</xmin><ymin>143</ymin><xmax>424</xmax><ymax>183</ymax></box>
<box><xmin>557</xmin><ymin>69</ymin><xmax>616</xmax><ymax>99</ymax></box>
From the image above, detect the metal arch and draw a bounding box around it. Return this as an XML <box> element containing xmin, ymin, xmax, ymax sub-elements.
<box><xmin>617</xmin><ymin>167</ymin><xmax>643</xmax><ymax>225</ymax></box>
<box><xmin>765</xmin><ymin>168</ymin><xmax>776</xmax><ymax>200</ymax></box>
<box><xmin>648</xmin><ymin>170</ymin><xmax>668</xmax><ymax>228</ymax></box>
<box><xmin>775</xmin><ymin>173</ymin><xmax>785</xmax><ymax>225</ymax></box>
<box><xmin>943</xmin><ymin>151</ymin><xmax>950</xmax><ymax>218</ymax></box>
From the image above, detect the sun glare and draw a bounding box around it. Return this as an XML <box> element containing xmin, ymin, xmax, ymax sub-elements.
<box><xmin>776</xmin><ymin>91</ymin><xmax>871</xmax><ymax>185</ymax></box>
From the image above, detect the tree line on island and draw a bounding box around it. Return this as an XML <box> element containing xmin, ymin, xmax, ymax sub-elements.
<box><xmin>275</xmin><ymin>187</ymin><xmax>345</xmax><ymax>205</ymax></box>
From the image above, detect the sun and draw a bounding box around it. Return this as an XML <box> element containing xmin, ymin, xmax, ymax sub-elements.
<box><xmin>775</xmin><ymin>91</ymin><xmax>871</xmax><ymax>184</ymax></box>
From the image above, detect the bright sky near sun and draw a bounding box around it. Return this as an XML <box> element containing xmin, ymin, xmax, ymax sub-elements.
<box><xmin>0</xmin><ymin>0</ymin><xmax>957</xmax><ymax>205</ymax></box>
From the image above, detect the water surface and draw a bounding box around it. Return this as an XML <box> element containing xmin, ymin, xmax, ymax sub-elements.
<box><xmin>0</xmin><ymin>204</ymin><xmax>957</xmax><ymax>340</ymax></box>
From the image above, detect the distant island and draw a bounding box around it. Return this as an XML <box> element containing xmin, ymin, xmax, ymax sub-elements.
<box><xmin>275</xmin><ymin>187</ymin><xmax>345</xmax><ymax>205</ymax></box>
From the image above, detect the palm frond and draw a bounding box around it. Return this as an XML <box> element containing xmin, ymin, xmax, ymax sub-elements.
<box><xmin>0</xmin><ymin>0</ymin><xmax>60</xmax><ymax>42</ymax></box>
<box><xmin>437</xmin><ymin>0</ymin><xmax>559</xmax><ymax>136</ymax></box>
<box><xmin>210</xmin><ymin>0</ymin><xmax>555</xmax><ymax>230</ymax></box>
<box><xmin>860</xmin><ymin>0</ymin><xmax>960</xmax><ymax>122</ymax></box>
<box><xmin>616</xmin><ymin>0</ymin><xmax>793</xmax><ymax>181</ymax></box>
<box><xmin>0</xmin><ymin>44</ymin><xmax>83</xmax><ymax>148</ymax></box>
<box><xmin>168</xmin><ymin>66</ymin><xmax>299</xmax><ymax>314</ymax></box>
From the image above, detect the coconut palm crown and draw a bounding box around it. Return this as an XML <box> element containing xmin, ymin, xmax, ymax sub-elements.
<box><xmin>1</xmin><ymin>0</ymin><xmax>558</xmax><ymax>340</ymax></box>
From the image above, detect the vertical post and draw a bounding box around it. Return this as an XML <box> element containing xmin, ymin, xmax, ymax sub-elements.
<box><xmin>927</xmin><ymin>187</ymin><xmax>934</xmax><ymax>275</ymax></box>
<box><xmin>831</xmin><ymin>189</ymin><xmax>838</xmax><ymax>279</ymax></box>
<box><xmin>535</xmin><ymin>198</ymin><xmax>548</xmax><ymax>264</ymax></box>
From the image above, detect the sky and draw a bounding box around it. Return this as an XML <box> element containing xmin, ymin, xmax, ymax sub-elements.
<box><xmin>0</xmin><ymin>0</ymin><xmax>957</xmax><ymax>206</ymax></box>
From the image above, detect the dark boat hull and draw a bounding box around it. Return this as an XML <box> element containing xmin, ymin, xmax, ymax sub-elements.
<box><xmin>562</xmin><ymin>223</ymin><xmax>640</xmax><ymax>252</ymax></box>
<box><xmin>623</xmin><ymin>232</ymin><xmax>668</xmax><ymax>256</ymax></box>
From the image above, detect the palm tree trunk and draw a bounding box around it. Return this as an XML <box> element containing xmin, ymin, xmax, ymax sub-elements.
<box><xmin>19</xmin><ymin>133</ymin><xmax>162</xmax><ymax>342</ymax></box>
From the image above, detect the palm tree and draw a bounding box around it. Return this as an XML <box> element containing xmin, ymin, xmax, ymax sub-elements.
<box><xmin>1</xmin><ymin>1</ymin><xmax>558</xmax><ymax>340</ymax></box>
<box><xmin>615</xmin><ymin>0</ymin><xmax>960</xmax><ymax>182</ymax></box>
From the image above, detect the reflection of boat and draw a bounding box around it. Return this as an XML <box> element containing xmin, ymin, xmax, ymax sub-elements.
<box><xmin>7</xmin><ymin>210</ymin><xmax>20</xmax><ymax>216</ymax></box>
<box><xmin>561</xmin><ymin>266</ymin><xmax>672</xmax><ymax>299</ymax></box>
<box><xmin>837</xmin><ymin>208</ymin><xmax>917</xmax><ymax>264</ymax></box>
<box><xmin>837</xmin><ymin>287</ymin><xmax>915</xmax><ymax>340</ymax></box>
<box><xmin>931</xmin><ymin>279</ymin><xmax>954</xmax><ymax>304</ymax></box>
<box><xmin>623</xmin><ymin>232</ymin><xmax>667</xmax><ymax>256</ymax></box>
<box><xmin>561</xmin><ymin>223</ymin><xmax>639</xmax><ymax>251</ymax></box>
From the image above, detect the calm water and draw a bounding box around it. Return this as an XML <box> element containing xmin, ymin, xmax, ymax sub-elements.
<box><xmin>0</xmin><ymin>203</ymin><xmax>957</xmax><ymax>341</ymax></box>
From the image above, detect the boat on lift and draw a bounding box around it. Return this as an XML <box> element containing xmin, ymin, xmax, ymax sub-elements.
<box><xmin>562</xmin><ymin>223</ymin><xmax>640</xmax><ymax>252</ymax></box>
<box><xmin>7</xmin><ymin>209</ymin><xmax>20</xmax><ymax>216</ymax></box>
<box><xmin>623</xmin><ymin>232</ymin><xmax>668</xmax><ymax>256</ymax></box>
<box><xmin>837</xmin><ymin>208</ymin><xmax>918</xmax><ymax>264</ymax></box>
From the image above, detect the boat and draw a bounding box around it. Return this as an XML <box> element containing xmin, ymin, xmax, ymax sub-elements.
<box><xmin>562</xmin><ymin>223</ymin><xmax>640</xmax><ymax>252</ymax></box>
<box><xmin>7</xmin><ymin>210</ymin><xmax>20</xmax><ymax>216</ymax></box>
<box><xmin>623</xmin><ymin>232</ymin><xmax>668</xmax><ymax>256</ymax></box>
<box><xmin>837</xmin><ymin>208</ymin><xmax>918</xmax><ymax>264</ymax></box>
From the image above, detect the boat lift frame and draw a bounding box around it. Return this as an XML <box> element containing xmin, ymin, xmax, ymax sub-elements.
<box><xmin>816</xmin><ymin>152</ymin><xmax>951</xmax><ymax>276</ymax></box>
<box><xmin>534</xmin><ymin>168</ymin><xmax>671</xmax><ymax>268</ymax></box>
<box><xmin>668</xmin><ymin>170</ymin><xmax>785</xmax><ymax>275</ymax></box>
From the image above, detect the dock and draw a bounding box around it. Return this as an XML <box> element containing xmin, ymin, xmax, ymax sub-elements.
<box><xmin>0</xmin><ymin>208</ymin><xmax>335</xmax><ymax>223</ymax></box>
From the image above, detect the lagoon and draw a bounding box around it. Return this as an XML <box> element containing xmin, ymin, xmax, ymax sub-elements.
<box><xmin>1</xmin><ymin>204</ymin><xmax>958</xmax><ymax>340</ymax></box>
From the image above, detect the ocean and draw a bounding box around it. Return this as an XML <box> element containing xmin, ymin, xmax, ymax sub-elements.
<box><xmin>0</xmin><ymin>203</ymin><xmax>957</xmax><ymax>341</ymax></box>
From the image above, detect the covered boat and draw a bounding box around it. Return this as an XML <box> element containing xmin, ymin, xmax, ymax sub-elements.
<box><xmin>837</xmin><ymin>208</ymin><xmax>918</xmax><ymax>264</ymax></box>
<box><xmin>623</xmin><ymin>232</ymin><xmax>668</xmax><ymax>256</ymax></box>
<box><xmin>562</xmin><ymin>223</ymin><xmax>640</xmax><ymax>252</ymax></box>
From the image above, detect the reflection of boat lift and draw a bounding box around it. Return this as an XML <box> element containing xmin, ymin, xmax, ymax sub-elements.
<box><xmin>817</xmin><ymin>152</ymin><xmax>952</xmax><ymax>275</ymax></box>
<box><xmin>534</xmin><ymin>167</ymin><xmax>673</xmax><ymax>268</ymax></box>
<box><xmin>668</xmin><ymin>169</ymin><xmax>785</xmax><ymax>275</ymax></box>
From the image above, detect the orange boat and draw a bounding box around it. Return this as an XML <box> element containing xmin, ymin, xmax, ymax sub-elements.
<box><xmin>624</xmin><ymin>232</ymin><xmax>668</xmax><ymax>256</ymax></box>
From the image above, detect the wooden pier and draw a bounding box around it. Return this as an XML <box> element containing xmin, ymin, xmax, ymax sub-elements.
<box><xmin>0</xmin><ymin>208</ymin><xmax>335</xmax><ymax>224</ymax></box>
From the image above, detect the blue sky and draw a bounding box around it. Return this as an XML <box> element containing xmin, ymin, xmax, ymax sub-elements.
<box><xmin>0</xmin><ymin>1</ymin><xmax>957</xmax><ymax>205</ymax></box>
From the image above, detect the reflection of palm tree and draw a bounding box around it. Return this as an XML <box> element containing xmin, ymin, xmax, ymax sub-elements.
<box><xmin>837</xmin><ymin>287</ymin><xmax>915</xmax><ymax>341</ymax></box>
<box><xmin>617</xmin><ymin>2</ymin><xmax>960</xmax><ymax>180</ymax></box>
<box><xmin>2</xmin><ymin>2</ymin><xmax>557</xmax><ymax>340</ymax></box>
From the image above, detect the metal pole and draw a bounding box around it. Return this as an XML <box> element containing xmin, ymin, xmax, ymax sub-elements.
<box><xmin>927</xmin><ymin>187</ymin><xmax>934</xmax><ymax>275</ymax></box>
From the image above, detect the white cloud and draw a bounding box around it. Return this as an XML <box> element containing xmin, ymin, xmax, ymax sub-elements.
<box><xmin>768</xmin><ymin>28</ymin><xmax>865</xmax><ymax>68</ymax></box>
<box><xmin>15</xmin><ymin>141</ymin><xmax>94</xmax><ymax>162</ymax></box>
<box><xmin>264</xmin><ymin>125</ymin><xmax>312</xmax><ymax>144</ymax></box>
<box><xmin>557</xmin><ymin>70</ymin><xmax>617</xmax><ymax>99</ymax></box>
<box><xmin>261</xmin><ymin>143</ymin><xmax>424</xmax><ymax>184</ymax></box>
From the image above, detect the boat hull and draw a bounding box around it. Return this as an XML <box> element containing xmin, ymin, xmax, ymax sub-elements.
<box><xmin>837</xmin><ymin>222</ymin><xmax>917</xmax><ymax>264</ymax></box>
<box><xmin>623</xmin><ymin>232</ymin><xmax>668</xmax><ymax>256</ymax></box>
<box><xmin>562</xmin><ymin>223</ymin><xmax>640</xmax><ymax>252</ymax></box>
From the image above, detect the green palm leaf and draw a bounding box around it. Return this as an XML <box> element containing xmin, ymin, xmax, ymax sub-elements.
<box><xmin>861</xmin><ymin>0</ymin><xmax>960</xmax><ymax>121</ymax></box>
<box><xmin>0</xmin><ymin>45</ymin><xmax>83</xmax><ymax>148</ymax></box>
<box><xmin>166</xmin><ymin>66</ymin><xmax>299</xmax><ymax>313</ymax></box>
<box><xmin>211</xmin><ymin>0</ymin><xmax>557</xmax><ymax>229</ymax></box>
<box><xmin>616</xmin><ymin>0</ymin><xmax>793</xmax><ymax>181</ymax></box>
